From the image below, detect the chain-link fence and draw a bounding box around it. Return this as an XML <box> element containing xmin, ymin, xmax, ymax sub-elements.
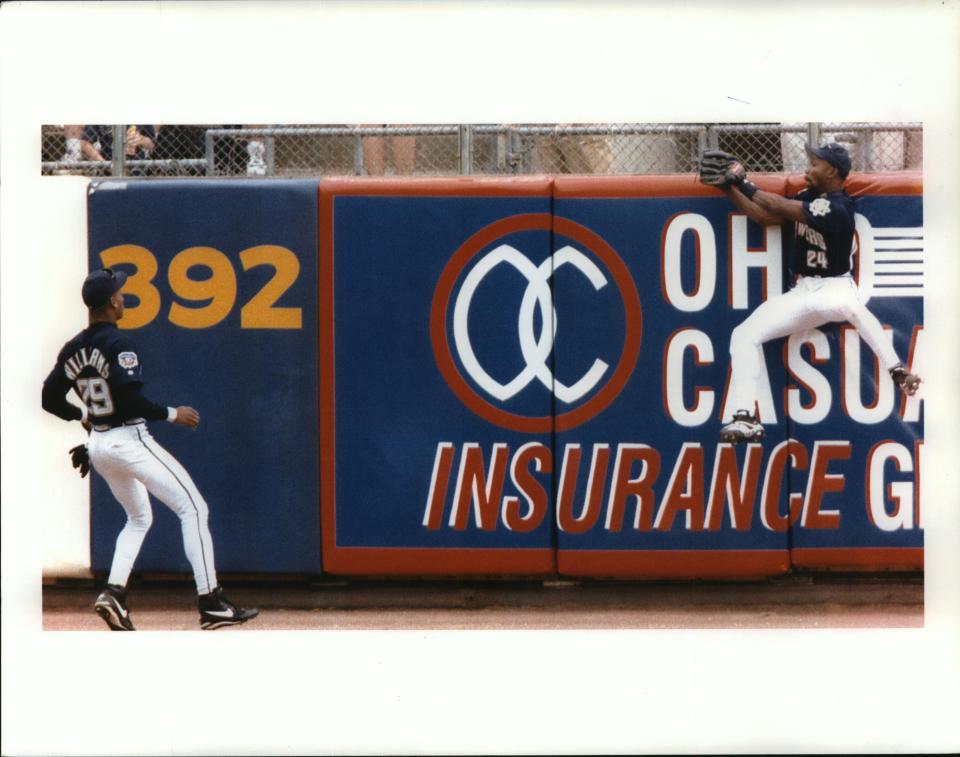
<box><xmin>41</xmin><ymin>122</ymin><xmax>923</xmax><ymax>178</ymax></box>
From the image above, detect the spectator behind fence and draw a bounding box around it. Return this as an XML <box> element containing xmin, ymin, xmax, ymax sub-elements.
<box><xmin>63</xmin><ymin>125</ymin><xmax>156</xmax><ymax>175</ymax></box>
<box><xmin>62</xmin><ymin>124</ymin><xmax>84</xmax><ymax>162</ymax></box>
<box><xmin>153</xmin><ymin>125</ymin><xmax>266</xmax><ymax>176</ymax></box>
<box><xmin>362</xmin><ymin>125</ymin><xmax>416</xmax><ymax>176</ymax></box>
<box><xmin>537</xmin><ymin>123</ymin><xmax>612</xmax><ymax>174</ymax></box>
<box><xmin>244</xmin><ymin>125</ymin><xmax>267</xmax><ymax>175</ymax></box>
<box><xmin>85</xmin><ymin>125</ymin><xmax>156</xmax><ymax>161</ymax></box>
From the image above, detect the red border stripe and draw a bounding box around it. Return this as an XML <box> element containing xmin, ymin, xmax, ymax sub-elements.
<box><xmin>324</xmin><ymin>547</ymin><xmax>555</xmax><ymax>576</ymax></box>
<box><xmin>791</xmin><ymin>547</ymin><xmax>923</xmax><ymax>570</ymax></box>
<box><xmin>558</xmin><ymin>550</ymin><xmax>790</xmax><ymax>579</ymax></box>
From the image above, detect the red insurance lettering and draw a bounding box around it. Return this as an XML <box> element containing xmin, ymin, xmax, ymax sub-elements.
<box><xmin>423</xmin><ymin>443</ymin><xmax>456</xmax><ymax>530</ymax></box>
<box><xmin>760</xmin><ymin>439</ymin><xmax>808</xmax><ymax>532</ymax></box>
<box><xmin>557</xmin><ymin>444</ymin><xmax>610</xmax><ymax>534</ymax></box>
<box><xmin>705</xmin><ymin>444</ymin><xmax>763</xmax><ymax>531</ymax></box>
<box><xmin>605</xmin><ymin>445</ymin><xmax>661</xmax><ymax>532</ymax></box>
<box><xmin>801</xmin><ymin>441</ymin><xmax>851</xmax><ymax>529</ymax></box>
<box><xmin>502</xmin><ymin>442</ymin><xmax>551</xmax><ymax>533</ymax></box>
<box><xmin>914</xmin><ymin>439</ymin><xmax>923</xmax><ymax>529</ymax></box>
<box><xmin>654</xmin><ymin>443</ymin><xmax>705</xmax><ymax>532</ymax></box>
<box><xmin>449</xmin><ymin>443</ymin><xmax>510</xmax><ymax>531</ymax></box>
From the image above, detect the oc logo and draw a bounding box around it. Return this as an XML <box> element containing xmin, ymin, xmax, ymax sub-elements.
<box><xmin>431</xmin><ymin>214</ymin><xmax>642</xmax><ymax>433</ymax></box>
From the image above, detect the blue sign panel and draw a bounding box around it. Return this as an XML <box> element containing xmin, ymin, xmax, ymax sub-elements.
<box><xmin>320</xmin><ymin>179</ymin><xmax>556</xmax><ymax>574</ymax></box>
<box><xmin>87</xmin><ymin>179</ymin><xmax>321</xmax><ymax>574</ymax></box>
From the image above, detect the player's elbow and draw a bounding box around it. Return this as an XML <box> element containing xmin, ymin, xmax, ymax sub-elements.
<box><xmin>41</xmin><ymin>383</ymin><xmax>57</xmax><ymax>414</ymax></box>
<box><xmin>746</xmin><ymin>209</ymin><xmax>781</xmax><ymax>228</ymax></box>
<box><xmin>41</xmin><ymin>382</ymin><xmax>74</xmax><ymax>420</ymax></box>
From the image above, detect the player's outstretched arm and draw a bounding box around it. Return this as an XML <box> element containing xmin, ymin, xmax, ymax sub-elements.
<box><xmin>721</xmin><ymin>159</ymin><xmax>805</xmax><ymax>226</ymax></box>
<box><xmin>749</xmin><ymin>190</ymin><xmax>806</xmax><ymax>223</ymax></box>
<box><xmin>722</xmin><ymin>184</ymin><xmax>784</xmax><ymax>227</ymax></box>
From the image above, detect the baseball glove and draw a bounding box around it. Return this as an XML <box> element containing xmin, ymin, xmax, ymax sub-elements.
<box><xmin>69</xmin><ymin>443</ymin><xmax>90</xmax><ymax>478</ymax></box>
<box><xmin>698</xmin><ymin>150</ymin><xmax>742</xmax><ymax>186</ymax></box>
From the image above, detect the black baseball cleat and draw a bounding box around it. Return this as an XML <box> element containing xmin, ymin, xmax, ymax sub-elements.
<box><xmin>719</xmin><ymin>410</ymin><xmax>765</xmax><ymax>444</ymax></box>
<box><xmin>198</xmin><ymin>586</ymin><xmax>260</xmax><ymax>630</ymax></box>
<box><xmin>890</xmin><ymin>363</ymin><xmax>922</xmax><ymax>396</ymax></box>
<box><xmin>94</xmin><ymin>584</ymin><xmax>135</xmax><ymax>631</ymax></box>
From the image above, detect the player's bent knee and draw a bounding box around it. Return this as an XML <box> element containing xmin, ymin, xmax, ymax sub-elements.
<box><xmin>127</xmin><ymin>511</ymin><xmax>153</xmax><ymax>531</ymax></box>
<box><xmin>835</xmin><ymin>303</ymin><xmax>855</xmax><ymax>321</ymax></box>
<box><xmin>729</xmin><ymin>323</ymin><xmax>755</xmax><ymax>357</ymax></box>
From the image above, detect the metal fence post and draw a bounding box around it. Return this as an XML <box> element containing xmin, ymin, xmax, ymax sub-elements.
<box><xmin>862</xmin><ymin>128</ymin><xmax>875</xmax><ymax>172</ymax></box>
<box><xmin>204</xmin><ymin>130</ymin><xmax>215</xmax><ymax>176</ymax></box>
<box><xmin>705</xmin><ymin>125</ymin><xmax>719</xmax><ymax>150</ymax></box>
<box><xmin>353</xmin><ymin>131</ymin><xmax>364</xmax><ymax>175</ymax></box>
<box><xmin>112</xmin><ymin>125</ymin><xmax>126</xmax><ymax>177</ymax></box>
<box><xmin>807</xmin><ymin>122</ymin><xmax>820</xmax><ymax>149</ymax></box>
<box><xmin>697</xmin><ymin>126</ymin><xmax>708</xmax><ymax>161</ymax></box>
<box><xmin>459</xmin><ymin>124</ymin><xmax>473</xmax><ymax>175</ymax></box>
<box><xmin>507</xmin><ymin>128</ymin><xmax>523</xmax><ymax>174</ymax></box>
<box><xmin>266</xmin><ymin>136</ymin><xmax>275</xmax><ymax>176</ymax></box>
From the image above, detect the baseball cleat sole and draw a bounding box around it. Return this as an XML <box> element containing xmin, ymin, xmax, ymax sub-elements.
<box><xmin>901</xmin><ymin>376</ymin><xmax>921</xmax><ymax>396</ymax></box>
<box><xmin>200</xmin><ymin>608</ymin><xmax>260</xmax><ymax>630</ymax></box>
<box><xmin>719</xmin><ymin>427</ymin><xmax>765</xmax><ymax>444</ymax></box>
<box><xmin>95</xmin><ymin>604</ymin><xmax>135</xmax><ymax>631</ymax></box>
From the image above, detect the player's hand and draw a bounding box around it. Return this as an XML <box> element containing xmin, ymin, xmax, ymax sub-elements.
<box><xmin>69</xmin><ymin>444</ymin><xmax>91</xmax><ymax>478</ymax></box>
<box><xmin>725</xmin><ymin>161</ymin><xmax>747</xmax><ymax>185</ymax></box>
<box><xmin>173</xmin><ymin>406</ymin><xmax>200</xmax><ymax>428</ymax></box>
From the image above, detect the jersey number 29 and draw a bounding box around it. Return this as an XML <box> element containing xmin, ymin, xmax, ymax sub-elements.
<box><xmin>77</xmin><ymin>377</ymin><xmax>115</xmax><ymax>417</ymax></box>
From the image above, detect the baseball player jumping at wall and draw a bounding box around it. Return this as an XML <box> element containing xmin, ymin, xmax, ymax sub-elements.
<box><xmin>42</xmin><ymin>268</ymin><xmax>260</xmax><ymax>630</ymax></box>
<box><xmin>698</xmin><ymin>142</ymin><xmax>922</xmax><ymax>444</ymax></box>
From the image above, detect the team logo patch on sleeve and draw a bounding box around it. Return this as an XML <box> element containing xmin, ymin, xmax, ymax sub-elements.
<box><xmin>118</xmin><ymin>351</ymin><xmax>139</xmax><ymax>370</ymax></box>
<box><xmin>809</xmin><ymin>198</ymin><xmax>831</xmax><ymax>217</ymax></box>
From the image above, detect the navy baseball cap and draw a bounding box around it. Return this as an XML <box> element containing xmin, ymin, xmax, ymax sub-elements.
<box><xmin>82</xmin><ymin>267</ymin><xmax>128</xmax><ymax>308</ymax></box>
<box><xmin>805</xmin><ymin>141</ymin><xmax>852</xmax><ymax>179</ymax></box>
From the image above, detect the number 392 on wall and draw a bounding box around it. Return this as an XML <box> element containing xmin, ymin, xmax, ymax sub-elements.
<box><xmin>99</xmin><ymin>244</ymin><xmax>302</xmax><ymax>330</ymax></box>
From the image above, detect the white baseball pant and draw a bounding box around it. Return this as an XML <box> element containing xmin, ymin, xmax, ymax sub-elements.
<box><xmin>88</xmin><ymin>423</ymin><xmax>218</xmax><ymax>594</ymax></box>
<box><xmin>728</xmin><ymin>274</ymin><xmax>901</xmax><ymax>420</ymax></box>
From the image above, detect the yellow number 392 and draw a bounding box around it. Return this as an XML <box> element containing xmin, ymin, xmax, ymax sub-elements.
<box><xmin>98</xmin><ymin>244</ymin><xmax>302</xmax><ymax>330</ymax></box>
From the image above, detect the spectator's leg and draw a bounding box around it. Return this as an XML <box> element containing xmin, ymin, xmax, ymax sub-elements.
<box><xmin>63</xmin><ymin>124</ymin><xmax>84</xmax><ymax>162</ymax></box>
<box><xmin>245</xmin><ymin>124</ymin><xmax>267</xmax><ymax>176</ymax></box>
<box><xmin>559</xmin><ymin>136</ymin><xmax>587</xmax><ymax>173</ymax></box>
<box><xmin>537</xmin><ymin>137</ymin><xmax>562</xmax><ymax>173</ymax></box>
<box><xmin>391</xmin><ymin>136</ymin><xmax>416</xmax><ymax>175</ymax></box>
<box><xmin>363</xmin><ymin>136</ymin><xmax>387</xmax><ymax>175</ymax></box>
<box><xmin>576</xmin><ymin>134</ymin><xmax>613</xmax><ymax>174</ymax></box>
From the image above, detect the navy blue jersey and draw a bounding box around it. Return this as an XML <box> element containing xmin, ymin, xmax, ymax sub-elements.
<box><xmin>789</xmin><ymin>187</ymin><xmax>856</xmax><ymax>277</ymax></box>
<box><xmin>42</xmin><ymin>322</ymin><xmax>168</xmax><ymax>427</ymax></box>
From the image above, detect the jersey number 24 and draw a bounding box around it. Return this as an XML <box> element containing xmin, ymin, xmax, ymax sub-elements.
<box><xmin>807</xmin><ymin>250</ymin><xmax>829</xmax><ymax>270</ymax></box>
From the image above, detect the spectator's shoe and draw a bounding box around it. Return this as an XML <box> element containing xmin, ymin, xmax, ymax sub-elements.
<box><xmin>94</xmin><ymin>584</ymin><xmax>135</xmax><ymax>631</ymax></box>
<box><xmin>890</xmin><ymin>363</ymin><xmax>922</xmax><ymax>396</ymax></box>
<box><xmin>719</xmin><ymin>410</ymin><xmax>765</xmax><ymax>444</ymax></box>
<box><xmin>246</xmin><ymin>140</ymin><xmax>267</xmax><ymax>176</ymax></box>
<box><xmin>199</xmin><ymin>586</ymin><xmax>260</xmax><ymax>630</ymax></box>
<box><xmin>62</xmin><ymin>139</ymin><xmax>81</xmax><ymax>163</ymax></box>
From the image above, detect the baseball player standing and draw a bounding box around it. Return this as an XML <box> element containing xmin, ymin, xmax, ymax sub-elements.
<box><xmin>699</xmin><ymin>142</ymin><xmax>921</xmax><ymax>443</ymax></box>
<box><xmin>42</xmin><ymin>268</ymin><xmax>259</xmax><ymax>630</ymax></box>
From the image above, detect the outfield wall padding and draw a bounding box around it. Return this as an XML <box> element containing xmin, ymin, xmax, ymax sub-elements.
<box><xmin>87</xmin><ymin>173</ymin><xmax>923</xmax><ymax>578</ymax></box>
